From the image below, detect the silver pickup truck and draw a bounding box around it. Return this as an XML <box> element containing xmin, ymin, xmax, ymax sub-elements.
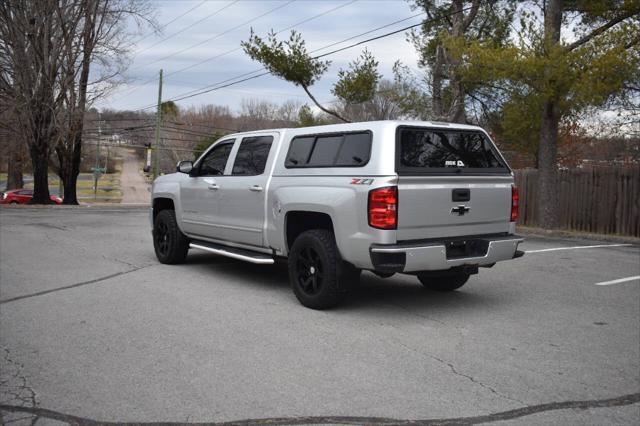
<box><xmin>151</xmin><ymin>120</ymin><xmax>524</xmax><ymax>309</ymax></box>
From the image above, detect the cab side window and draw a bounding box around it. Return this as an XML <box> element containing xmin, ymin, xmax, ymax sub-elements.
<box><xmin>232</xmin><ymin>136</ymin><xmax>274</xmax><ymax>176</ymax></box>
<box><xmin>285</xmin><ymin>131</ymin><xmax>372</xmax><ymax>168</ymax></box>
<box><xmin>197</xmin><ymin>141</ymin><xmax>234</xmax><ymax>176</ymax></box>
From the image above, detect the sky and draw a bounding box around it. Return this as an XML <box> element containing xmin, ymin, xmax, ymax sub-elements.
<box><xmin>97</xmin><ymin>0</ymin><xmax>423</xmax><ymax>114</ymax></box>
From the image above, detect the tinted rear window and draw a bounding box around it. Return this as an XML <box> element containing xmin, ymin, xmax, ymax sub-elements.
<box><xmin>397</xmin><ymin>127</ymin><xmax>508</xmax><ymax>174</ymax></box>
<box><xmin>232</xmin><ymin>136</ymin><xmax>273</xmax><ymax>175</ymax></box>
<box><xmin>285</xmin><ymin>131</ymin><xmax>372</xmax><ymax>168</ymax></box>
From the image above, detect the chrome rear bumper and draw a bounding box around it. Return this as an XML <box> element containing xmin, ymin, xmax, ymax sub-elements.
<box><xmin>370</xmin><ymin>235</ymin><xmax>523</xmax><ymax>273</ymax></box>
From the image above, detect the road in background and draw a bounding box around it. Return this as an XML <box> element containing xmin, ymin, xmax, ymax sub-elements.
<box><xmin>0</xmin><ymin>207</ymin><xmax>638</xmax><ymax>425</ymax></box>
<box><xmin>119</xmin><ymin>149</ymin><xmax>151</xmax><ymax>204</ymax></box>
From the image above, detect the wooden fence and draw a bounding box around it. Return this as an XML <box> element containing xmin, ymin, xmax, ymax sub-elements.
<box><xmin>514</xmin><ymin>166</ymin><xmax>640</xmax><ymax>237</ymax></box>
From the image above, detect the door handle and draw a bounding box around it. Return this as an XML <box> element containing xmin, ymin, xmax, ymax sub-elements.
<box><xmin>249</xmin><ymin>185</ymin><xmax>263</xmax><ymax>192</ymax></box>
<box><xmin>208</xmin><ymin>184</ymin><xmax>219</xmax><ymax>190</ymax></box>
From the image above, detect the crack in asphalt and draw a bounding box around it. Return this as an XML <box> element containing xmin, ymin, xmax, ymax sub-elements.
<box><xmin>0</xmin><ymin>348</ymin><xmax>37</xmax><ymax>408</ymax></box>
<box><xmin>430</xmin><ymin>354</ymin><xmax>526</xmax><ymax>406</ymax></box>
<box><xmin>23</xmin><ymin>222</ymin><xmax>68</xmax><ymax>231</ymax></box>
<box><xmin>0</xmin><ymin>266</ymin><xmax>151</xmax><ymax>305</ymax></box>
<box><xmin>0</xmin><ymin>393</ymin><xmax>638</xmax><ymax>425</ymax></box>
<box><xmin>100</xmin><ymin>254</ymin><xmax>145</xmax><ymax>269</ymax></box>
<box><xmin>0</xmin><ymin>347</ymin><xmax>38</xmax><ymax>426</ymax></box>
<box><xmin>392</xmin><ymin>339</ymin><xmax>525</xmax><ymax>407</ymax></box>
<box><xmin>383</xmin><ymin>300</ymin><xmax>449</xmax><ymax>327</ymax></box>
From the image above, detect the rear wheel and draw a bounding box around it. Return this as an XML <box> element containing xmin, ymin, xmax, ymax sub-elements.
<box><xmin>9</xmin><ymin>201</ymin><xmax>18</xmax><ymax>205</ymax></box>
<box><xmin>288</xmin><ymin>229</ymin><xmax>347</xmax><ymax>309</ymax></box>
<box><xmin>418</xmin><ymin>273</ymin><xmax>470</xmax><ymax>292</ymax></box>
<box><xmin>373</xmin><ymin>271</ymin><xmax>395</xmax><ymax>279</ymax></box>
<box><xmin>153</xmin><ymin>209</ymin><xmax>189</xmax><ymax>264</ymax></box>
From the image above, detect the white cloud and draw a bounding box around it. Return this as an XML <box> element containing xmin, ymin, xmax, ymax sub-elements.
<box><xmin>97</xmin><ymin>0</ymin><xmax>423</xmax><ymax>112</ymax></box>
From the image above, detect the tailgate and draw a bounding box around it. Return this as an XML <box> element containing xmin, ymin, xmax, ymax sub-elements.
<box><xmin>396</xmin><ymin>176</ymin><xmax>512</xmax><ymax>240</ymax></box>
<box><xmin>395</xmin><ymin>125</ymin><xmax>513</xmax><ymax>241</ymax></box>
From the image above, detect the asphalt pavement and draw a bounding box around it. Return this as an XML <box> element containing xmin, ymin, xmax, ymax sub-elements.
<box><xmin>0</xmin><ymin>206</ymin><xmax>638</xmax><ymax>425</ymax></box>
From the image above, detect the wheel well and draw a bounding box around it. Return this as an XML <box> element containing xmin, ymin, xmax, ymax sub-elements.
<box><xmin>153</xmin><ymin>198</ymin><xmax>174</xmax><ymax>220</ymax></box>
<box><xmin>286</xmin><ymin>211</ymin><xmax>334</xmax><ymax>250</ymax></box>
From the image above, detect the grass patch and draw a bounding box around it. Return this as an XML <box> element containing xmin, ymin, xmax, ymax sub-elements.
<box><xmin>13</xmin><ymin>173</ymin><xmax>123</xmax><ymax>203</ymax></box>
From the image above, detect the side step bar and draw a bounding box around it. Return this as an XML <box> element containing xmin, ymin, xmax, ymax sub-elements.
<box><xmin>189</xmin><ymin>240</ymin><xmax>274</xmax><ymax>265</ymax></box>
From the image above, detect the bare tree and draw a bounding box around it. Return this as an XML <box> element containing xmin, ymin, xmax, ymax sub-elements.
<box><xmin>0</xmin><ymin>98</ymin><xmax>25</xmax><ymax>189</ymax></box>
<box><xmin>0</xmin><ymin>0</ymin><xmax>155</xmax><ymax>204</ymax></box>
<box><xmin>0</xmin><ymin>0</ymin><xmax>70</xmax><ymax>202</ymax></box>
<box><xmin>54</xmin><ymin>0</ymin><xmax>154</xmax><ymax>204</ymax></box>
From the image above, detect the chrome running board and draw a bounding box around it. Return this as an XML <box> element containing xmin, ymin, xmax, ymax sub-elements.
<box><xmin>189</xmin><ymin>241</ymin><xmax>274</xmax><ymax>265</ymax></box>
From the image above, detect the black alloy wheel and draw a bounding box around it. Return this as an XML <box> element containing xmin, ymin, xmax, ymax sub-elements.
<box><xmin>288</xmin><ymin>229</ymin><xmax>345</xmax><ymax>309</ymax></box>
<box><xmin>295</xmin><ymin>246</ymin><xmax>325</xmax><ymax>296</ymax></box>
<box><xmin>155</xmin><ymin>219</ymin><xmax>170</xmax><ymax>257</ymax></box>
<box><xmin>153</xmin><ymin>209</ymin><xmax>189</xmax><ymax>264</ymax></box>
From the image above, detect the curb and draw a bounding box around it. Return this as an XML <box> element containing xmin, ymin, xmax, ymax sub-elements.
<box><xmin>0</xmin><ymin>203</ymin><xmax>149</xmax><ymax>210</ymax></box>
<box><xmin>517</xmin><ymin>226</ymin><xmax>640</xmax><ymax>245</ymax></box>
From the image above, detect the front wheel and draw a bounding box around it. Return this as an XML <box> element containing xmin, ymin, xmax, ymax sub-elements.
<box><xmin>417</xmin><ymin>273</ymin><xmax>470</xmax><ymax>292</ymax></box>
<box><xmin>288</xmin><ymin>229</ymin><xmax>346</xmax><ymax>309</ymax></box>
<box><xmin>153</xmin><ymin>209</ymin><xmax>189</xmax><ymax>264</ymax></box>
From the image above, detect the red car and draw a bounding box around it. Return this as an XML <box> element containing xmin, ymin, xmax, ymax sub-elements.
<box><xmin>0</xmin><ymin>189</ymin><xmax>62</xmax><ymax>204</ymax></box>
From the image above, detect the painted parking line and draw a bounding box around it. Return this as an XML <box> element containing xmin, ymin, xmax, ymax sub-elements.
<box><xmin>525</xmin><ymin>244</ymin><xmax>633</xmax><ymax>253</ymax></box>
<box><xmin>595</xmin><ymin>276</ymin><xmax>640</xmax><ymax>286</ymax></box>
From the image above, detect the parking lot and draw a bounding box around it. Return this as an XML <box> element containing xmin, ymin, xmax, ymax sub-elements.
<box><xmin>0</xmin><ymin>206</ymin><xmax>638</xmax><ymax>425</ymax></box>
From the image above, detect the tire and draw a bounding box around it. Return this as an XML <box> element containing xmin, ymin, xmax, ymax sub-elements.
<box><xmin>417</xmin><ymin>273</ymin><xmax>470</xmax><ymax>292</ymax></box>
<box><xmin>153</xmin><ymin>209</ymin><xmax>189</xmax><ymax>264</ymax></box>
<box><xmin>288</xmin><ymin>229</ymin><xmax>347</xmax><ymax>309</ymax></box>
<box><xmin>373</xmin><ymin>271</ymin><xmax>395</xmax><ymax>279</ymax></box>
<box><xmin>340</xmin><ymin>262</ymin><xmax>362</xmax><ymax>289</ymax></box>
<box><xmin>9</xmin><ymin>201</ymin><xmax>18</xmax><ymax>205</ymax></box>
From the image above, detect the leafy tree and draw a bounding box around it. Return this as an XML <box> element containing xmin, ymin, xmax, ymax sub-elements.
<box><xmin>161</xmin><ymin>100</ymin><xmax>180</xmax><ymax>119</ymax></box>
<box><xmin>455</xmin><ymin>0</ymin><xmax>640</xmax><ymax>228</ymax></box>
<box><xmin>407</xmin><ymin>0</ymin><xmax>517</xmax><ymax>122</ymax></box>
<box><xmin>193</xmin><ymin>131</ymin><xmax>225</xmax><ymax>160</ymax></box>
<box><xmin>390</xmin><ymin>62</ymin><xmax>432</xmax><ymax>119</ymax></box>
<box><xmin>297</xmin><ymin>105</ymin><xmax>320</xmax><ymax>127</ymax></box>
<box><xmin>242</xmin><ymin>30</ymin><xmax>381</xmax><ymax>123</ymax></box>
<box><xmin>332</xmin><ymin>50</ymin><xmax>380</xmax><ymax>104</ymax></box>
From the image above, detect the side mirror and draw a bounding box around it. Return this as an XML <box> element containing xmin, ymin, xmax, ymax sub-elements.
<box><xmin>177</xmin><ymin>160</ymin><xmax>193</xmax><ymax>174</ymax></box>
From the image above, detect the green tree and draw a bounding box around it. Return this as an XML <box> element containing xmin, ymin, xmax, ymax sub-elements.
<box><xmin>242</xmin><ymin>30</ymin><xmax>380</xmax><ymax>123</ymax></box>
<box><xmin>456</xmin><ymin>0</ymin><xmax>640</xmax><ymax>228</ymax></box>
<box><xmin>332</xmin><ymin>50</ymin><xmax>380</xmax><ymax>104</ymax></box>
<box><xmin>161</xmin><ymin>100</ymin><xmax>180</xmax><ymax>119</ymax></box>
<box><xmin>193</xmin><ymin>131</ymin><xmax>225</xmax><ymax>159</ymax></box>
<box><xmin>407</xmin><ymin>0</ymin><xmax>516</xmax><ymax>122</ymax></box>
<box><xmin>390</xmin><ymin>62</ymin><xmax>432</xmax><ymax>119</ymax></box>
<box><xmin>297</xmin><ymin>105</ymin><xmax>320</xmax><ymax>127</ymax></box>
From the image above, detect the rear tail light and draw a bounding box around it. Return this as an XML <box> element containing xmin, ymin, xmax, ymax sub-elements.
<box><xmin>368</xmin><ymin>186</ymin><xmax>397</xmax><ymax>229</ymax></box>
<box><xmin>511</xmin><ymin>184</ymin><xmax>519</xmax><ymax>222</ymax></box>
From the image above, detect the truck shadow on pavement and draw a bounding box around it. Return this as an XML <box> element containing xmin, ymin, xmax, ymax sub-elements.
<box><xmin>181</xmin><ymin>253</ymin><xmax>503</xmax><ymax>313</ymax></box>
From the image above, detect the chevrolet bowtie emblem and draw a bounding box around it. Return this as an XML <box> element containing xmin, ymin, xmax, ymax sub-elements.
<box><xmin>451</xmin><ymin>205</ymin><xmax>470</xmax><ymax>216</ymax></box>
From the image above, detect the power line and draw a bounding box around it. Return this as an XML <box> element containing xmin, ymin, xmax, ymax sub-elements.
<box><xmin>131</xmin><ymin>0</ymin><xmax>240</xmax><ymax>62</ymax></box>
<box><xmin>133</xmin><ymin>0</ymin><xmax>208</xmax><ymax>46</ymax></box>
<box><xmin>134</xmin><ymin>6</ymin><xmax>465</xmax><ymax>109</ymax></box>
<box><xmin>84</xmin><ymin>123</ymin><xmax>237</xmax><ymax>135</ymax></box>
<box><xmin>110</xmin><ymin>0</ymin><xmax>355</xmax><ymax>104</ymax></box>
<box><xmin>83</xmin><ymin>141</ymin><xmax>198</xmax><ymax>153</ymax></box>
<box><xmin>307</xmin><ymin>10</ymin><xmax>426</xmax><ymax>55</ymax></box>
<box><xmin>163</xmin><ymin>0</ymin><xmax>358</xmax><ymax>78</ymax></box>
<box><xmin>135</xmin><ymin>0</ymin><xmax>295</xmax><ymax>72</ymax></box>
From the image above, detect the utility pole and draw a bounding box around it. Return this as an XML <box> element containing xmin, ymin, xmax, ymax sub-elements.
<box><xmin>153</xmin><ymin>69</ymin><xmax>163</xmax><ymax>180</ymax></box>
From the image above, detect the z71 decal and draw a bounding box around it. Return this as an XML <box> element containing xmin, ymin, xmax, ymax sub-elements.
<box><xmin>350</xmin><ymin>178</ymin><xmax>374</xmax><ymax>185</ymax></box>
